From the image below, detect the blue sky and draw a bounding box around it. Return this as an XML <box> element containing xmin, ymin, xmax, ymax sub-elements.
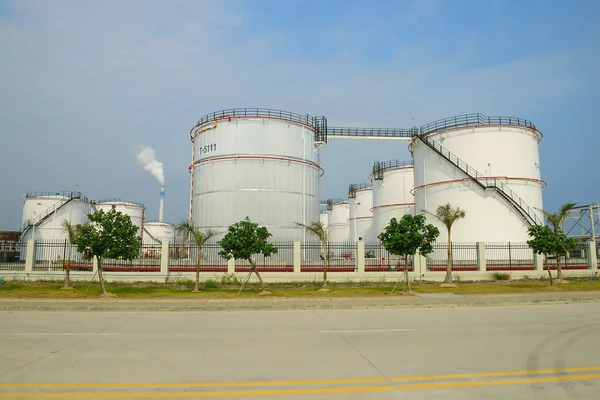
<box><xmin>0</xmin><ymin>0</ymin><xmax>599</xmax><ymax>229</ymax></box>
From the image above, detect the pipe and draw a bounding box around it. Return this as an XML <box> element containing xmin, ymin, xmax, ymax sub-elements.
<box><xmin>159</xmin><ymin>185</ymin><xmax>164</xmax><ymax>223</ymax></box>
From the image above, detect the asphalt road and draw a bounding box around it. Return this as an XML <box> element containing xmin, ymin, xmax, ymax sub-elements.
<box><xmin>1</xmin><ymin>304</ymin><xmax>599</xmax><ymax>399</ymax></box>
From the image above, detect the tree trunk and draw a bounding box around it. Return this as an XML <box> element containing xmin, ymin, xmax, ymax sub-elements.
<box><xmin>250</xmin><ymin>260</ymin><xmax>266</xmax><ymax>292</ymax></box>
<box><xmin>322</xmin><ymin>241</ymin><xmax>328</xmax><ymax>289</ymax></box>
<box><xmin>444</xmin><ymin>230</ymin><xmax>453</xmax><ymax>284</ymax></box>
<box><xmin>194</xmin><ymin>250</ymin><xmax>201</xmax><ymax>292</ymax></box>
<box><xmin>97</xmin><ymin>257</ymin><xmax>108</xmax><ymax>295</ymax></box>
<box><xmin>545</xmin><ymin>254</ymin><xmax>553</xmax><ymax>286</ymax></box>
<box><xmin>404</xmin><ymin>255</ymin><xmax>411</xmax><ymax>292</ymax></box>
<box><xmin>556</xmin><ymin>252</ymin><xmax>564</xmax><ymax>281</ymax></box>
<box><xmin>63</xmin><ymin>244</ymin><xmax>72</xmax><ymax>289</ymax></box>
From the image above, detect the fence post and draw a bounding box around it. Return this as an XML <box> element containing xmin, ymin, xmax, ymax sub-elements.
<box><xmin>415</xmin><ymin>251</ymin><xmax>427</xmax><ymax>280</ymax></box>
<box><xmin>476</xmin><ymin>242</ymin><xmax>486</xmax><ymax>271</ymax></box>
<box><xmin>25</xmin><ymin>239</ymin><xmax>35</xmax><ymax>273</ymax></box>
<box><xmin>357</xmin><ymin>240</ymin><xmax>365</xmax><ymax>273</ymax></box>
<box><xmin>533</xmin><ymin>252</ymin><xmax>544</xmax><ymax>271</ymax></box>
<box><xmin>227</xmin><ymin>258</ymin><xmax>235</xmax><ymax>274</ymax></box>
<box><xmin>160</xmin><ymin>241</ymin><xmax>170</xmax><ymax>275</ymax></box>
<box><xmin>588</xmin><ymin>241</ymin><xmax>598</xmax><ymax>271</ymax></box>
<box><xmin>293</xmin><ymin>241</ymin><xmax>301</xmax><ymax>273</ymax></box>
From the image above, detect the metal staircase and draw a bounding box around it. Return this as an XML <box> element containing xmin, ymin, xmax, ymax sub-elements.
<box><xmin>414</xmin><ymin>133</ymin><xmax>541</xmax><ymax>227</ymax></box>
<box><xmin>142</xmin><ymin>227</ymin><xmax>160</xmax><ymax>244</ymax></box>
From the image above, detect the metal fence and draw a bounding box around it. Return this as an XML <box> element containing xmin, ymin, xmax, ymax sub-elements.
<box><xmin>544</xmin><ymin>240</ymin><xmax>590</xmax><ymax>270</ymax></box>
<box><xmin>486</xmin><ymin>242</ymin><xmax>534</xmax><ymax>271</ymax></box>
<box><xmin>32</xmin><ymin>240</ymin><xmax>89</xmax><ymax>272</ymax></box>
<box><xmin>301</xmin><ymin>241</ymin><xmax>357</xmax><ymax>272</ymax></box>
<box><xmin>235</xmin><ymin>242</ymin><xmax>294</xmax><ymax>272</ymax></box>
<box><xmin>169</xmin><ymin>242</ymin><xmax>228</xmax><ymax>272</ymax></box>
<box><xmin>11</xmin><ymin>240</ymin><xmax>595</xmax><ymax>275</ymax></box>
<box><xmin>426</xmin><ymin>242</ymin><xmax>478</xmax><ymax>271</ymax></box>
<box><xmin>364</xmin><ymin>242</ymin><xmax>413</xmax><ymax>272</ymax></box>
<box><xmin>0</xmin><ymin>240</ymin><xmax>26</xmax><ymax>271</ymax></box>
<box><xmin>100</xmin><ymin>242</ymin><xmax>161</xmax><ymax>272</ymax></box>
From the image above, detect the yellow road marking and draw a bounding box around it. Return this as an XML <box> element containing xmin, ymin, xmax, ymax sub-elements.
<box><xmin>1</xmin><ymin>374</ymin><xmax>600</xmax><ymax>398</ymax></box>
<box><xmin>390</xmin><ymin>365</ymin><xmax>600</xmax><ymax>382</ymax></box>
<box><xmin>400</xmin><ymin>373</ymin><xmax>600</xmax><ymax>390</ymax></box>
<box><xmin>0</xmin><ymin>385</ymin><xmax>397</xmax><ymax>398</ymax></box>
<box><xmin>1</xmin><ymin>366</ymin><xmax>599</xmax><ymax>389</ymax></box>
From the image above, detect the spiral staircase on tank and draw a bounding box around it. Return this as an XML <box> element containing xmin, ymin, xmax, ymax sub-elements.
<box><xmin>21</xmin><ymin>191</ymin><xmax>88</xmax><ymax>238</ymax></box>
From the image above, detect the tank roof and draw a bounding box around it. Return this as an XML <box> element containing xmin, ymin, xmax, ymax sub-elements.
<box><xmin>25</xmin><ymin>191</ymin><xmax>88</xmax><ymax>202</ymax></box>
<box><xmin>93</xmin><ymin>198</ymin><xmax>145</xmax><ymax>208</ymax></box>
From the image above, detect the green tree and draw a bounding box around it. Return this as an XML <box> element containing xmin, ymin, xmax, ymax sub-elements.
<box><xmin>527</xmin><ymin>224</ymin><xmax>577</xmax><ymax>285</ymax></box>
<box><xmin>296</xmin><ymin>221</ymin><xmax>329</xmax><ymax>290</ymax></box>
<box><xmin>73</xmin><ymin>206</ymin><xmax>141</xmax><ymax>296</ymax></box>
<box><xmin>176</xmin><ymin>221</ymin><xmax>219</xmax><ymax>292</ymax></box>
<box><xmin>379</xmin><ymin>214</ymin><xmax>440</xmax><ymax>292</ymax></box>
<box><xmin>60</xmin><ymin>219</ymin><xmax>77</xmax><ymax>290</ymax></box>
<box><xmin>541</xmin><ymin>202</ymin><xmax>577</xmax><ymax>281</ymax></box>
<box><xmin>218</xmin><ymin>217</ymin><xmax>278</xmax><ymax>295</ymax></box>
<box><xmin>423</xmin><ymin>203</ymin><xmax>467</xmax><ymax>286</ymax></box>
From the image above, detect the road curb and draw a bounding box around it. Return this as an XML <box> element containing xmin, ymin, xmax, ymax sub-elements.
<box><xmin>2</xmin><ymin>297</ymin><xmax>599</xmax><ymax>312</ymax></box>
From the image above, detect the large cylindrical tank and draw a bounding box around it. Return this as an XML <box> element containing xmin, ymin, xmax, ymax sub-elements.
<box><xmin>348</xmin><ymin>184</ymin><xmax>375</xmax><ymax>242</ymax></box>
<box><xmin>143</xmin><ymin>222</ymin><xmax>175</xmax><ymax>245</ymax></box>
<box><xmin>411</xmin><ymin>114</ymin><xmax>544</xmax><ymax>243</ymax></box>
<box><xmin>21</xmin><ymin>191</ymin><xmax>90</xmax><ymax>242</ymax></box>
<box><xmin>372</xmin><ymin>160</ymin><xmax>415</xmax><ymax>238</ymax></box>
<box><xmin>189</xmin><ymin>109</ymin><xmax>324</xmax><ymax>241</ymax></box>
<box><xmin>93</xmin><ymin>199</ymin><xmax>145</xmax><ymax>237</ymax></box>
<box><xmin>327</xmin><ymin>199</ymin><xmax>350</xmax><ymax>242</ymax></box>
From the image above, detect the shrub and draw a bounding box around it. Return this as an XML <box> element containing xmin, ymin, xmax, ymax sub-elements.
<box><xmin>491</xmin><ymin>272</ymin><xmax>511</xmax><ymax>281</ymax></box>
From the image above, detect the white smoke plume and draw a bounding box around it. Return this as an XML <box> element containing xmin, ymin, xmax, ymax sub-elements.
<box><xmin>137</xmin><ymin>146</ymin><xmax>164</xmax><ymax>185</ymax></box>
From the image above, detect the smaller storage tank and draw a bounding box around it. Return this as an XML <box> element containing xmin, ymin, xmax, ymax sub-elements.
<box><xmin>372</xmin><ymin>160</ymin><xmax>415</xmax><ymax>238</ymax></box>
<box><xmin>93</xmin><ymin>199</ymin><xmax>145</xmax><ymax>237</ymax></box>
<box><xmin>21</xmin><ymin>191</ymin><xmax>90</xmax><ymax>243</ymax></box>
<box><xmin>20</xmin><ymin>191</ymin><xmax>91</xmax><ymax>261</ymax></box>
<box><xmin>320</xmin><ymin>210</ymin><xmax>329</xmax><ymax>229</ymax></box>
<box><xmin>327</xmin><ymin>199</ymin><xmax>350</xmax><ymax>242</ymax></box>
<box><xmin>143</xmin><ymin>222</ymin><xmax>176</xmax><ymax>245</ymax></box>
<box><xmin>348</xmin><ymin>183</ymin><xmax>375</xmax><ymax>242</ymax></box>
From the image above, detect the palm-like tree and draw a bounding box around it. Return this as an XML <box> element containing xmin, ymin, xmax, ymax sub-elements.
<box><xmin>61</xmin><ymin>219</ymin><xmax>77</xmax><ymax>290</ymax></box>
<box><xmin>425</xmin><ymin>203</ymin><xmax>466</xmax><ymax>285</ymax></box>
<box><xmin>176</xmin><ymin>221</ymin><xmax>219</xmax><ymax>292</ymax></box>
<box><xmin>542</xmin><ymin>202</ymin><xmax>576</xmax><ymax>281</ymax></box>
<box><xmin>296</xmin><ymin>221</ymin><xmax>329</xmax><ymax>290</ymax></box>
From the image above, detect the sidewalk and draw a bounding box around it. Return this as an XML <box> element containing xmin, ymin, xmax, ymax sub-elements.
<box><xmin>1</xmin><ymin>290</ymin><xmax>600</xmax><ymax>312</ymax></box>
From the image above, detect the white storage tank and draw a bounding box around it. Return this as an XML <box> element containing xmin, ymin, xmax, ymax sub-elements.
<box><xmin>348</xmin><ymin>183</ymin><xmax>375</xmax><ymax>242</ymax></box>
<box><xmin>21</xmin><ymin>191</ymin><xmax>91</xmax><ymax>243</ymax></box>
<box><xmin>143</xmin><ymin>222</ymin><xmax>176</xmax><ymax>245</ymax></box>
<box><xmin>93</xmin><ymin>199</ymin><xmax>145</xmax><ymax>237</ymax></box>
<box><xmin>327</xmin><ymin>199</ymin><xmax>350</xmax><ymax>242</ymax></box>
<box><xmin>411</xmin><ymin>113</ymin><xmax>544</xmax><ymax>243</ymax></box>
<box><xmin>372</xmin><ymin>160</ymin><xmax>415</xmax><ymax>238</ymax></box>
<box><xmin>320</xmin><ymin>211</ymin><xmax>329</xmax><ymax>229</ymax></box>
<box><xmin>189</xmin><ymin>109</ymin><xmax>326</xmax><ymax>241</ymax></box>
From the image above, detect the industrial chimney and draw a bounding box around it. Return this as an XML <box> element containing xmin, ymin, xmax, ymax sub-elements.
<box><xmin>159</xmin><ymin>185</ymin><xmax>164</xmax><ymax>223</ymax></box>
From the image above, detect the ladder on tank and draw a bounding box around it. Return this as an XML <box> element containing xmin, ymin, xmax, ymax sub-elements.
<box><xmin>414</xmin><ymin>133</ymin><xmax>541</xmax><ymax>227</ymax></box>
